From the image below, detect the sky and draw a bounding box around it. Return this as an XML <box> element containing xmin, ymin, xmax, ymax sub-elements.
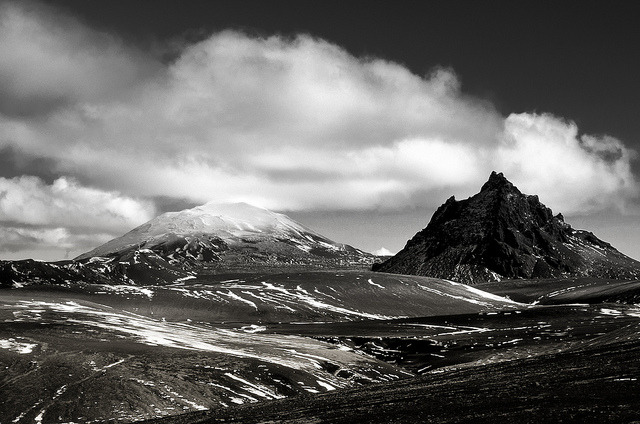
<box><xmin>1</xmin><ymin>0</ymin><xmax>639</xmax><ymax>260</ymax></box>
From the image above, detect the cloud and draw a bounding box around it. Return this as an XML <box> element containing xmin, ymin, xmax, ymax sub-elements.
<box><xmin>372</xmin><ymin>247</ymin><xmax>394</xmax><ymax>256</ymax></box>
<box><xmin>0</xmin><ymin>225</ymin><xmax>115</xmax><ymax>260</ymax></box>
<box><xmin>0</xmin><ymin>175</ymin><xmax>155</xmax><ymax>233</ymax></box>
<box><xmin>0</xmin><ymin>226</ymin><xmax>71</xmax><ymax>253</ymax></box>
<box><xmin>0</xmin><ymin>145</ymin><xmax>59</xmax><ymax>182</ymax></box>
<box><xmin>0</xmin><ymin>174</ymin><xmax>155</xmax><ymax>257</ymax></box>
<box><xmin>0</xmin><ymin>1</ymin><xmax>159</xmax><ymax>117</ymax></box>
<box><xmin>0</xmin><ymin>1</ymin><xmax>638</xmax><ymax>259</ymax></box>
<box><xmin>495</xmin><ymin>113</ymin><xmax>637</xmax><ymax>214</ymax></box>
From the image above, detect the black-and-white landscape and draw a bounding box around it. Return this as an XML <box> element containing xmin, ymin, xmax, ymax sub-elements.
<box><xmin>2</xmin><ymin>2</ymin><xmax>640</xmax><ymax>423</ymax></box>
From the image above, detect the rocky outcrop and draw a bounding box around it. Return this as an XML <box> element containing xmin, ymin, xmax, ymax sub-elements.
<box><xmin>373</xmin><ymin>172</ymin><xmax>640</xmax><ymax>284</ymax></box>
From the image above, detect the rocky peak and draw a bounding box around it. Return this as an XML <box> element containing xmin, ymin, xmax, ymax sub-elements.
<box><xmin>479</xmin><ymin>171</ymin><xmax>513</xmax><ymax>192</ymax></box>
<box><xmin>373</xmin><ymin>172</ymin><xmax>640</xmax><ymax>284</ymax></box>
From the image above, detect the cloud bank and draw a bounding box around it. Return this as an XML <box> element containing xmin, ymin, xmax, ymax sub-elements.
<box><xmin>0</xmin><ymin>1</ymin><xmax>637</xmax><ymax>258</ymax></box>
<box><xmin>0</xmin><ymin>175</ymin><xmax>155</xmax><ymax>257</ymax></box>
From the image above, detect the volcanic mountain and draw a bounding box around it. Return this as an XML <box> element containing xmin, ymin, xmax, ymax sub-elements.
<box><xmin>1</xmin><ymin>203</ymin><xmax>373</xmax><ymax>287</ymax></box>
<box><xmin>76</xmin><ymin>202</ymin><xmax>372</xmax><ymax>269</ymax></box>
<box><xmin>373</xmin><ymin>172</ymin><xmax>640</xmax><ymax>284</ymax></box>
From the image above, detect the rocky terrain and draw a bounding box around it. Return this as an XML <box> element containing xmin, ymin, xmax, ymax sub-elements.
<box><xmin>373</xmin><ymin>172</ymin><xmax>640</xmax><ymax>284</ymax></box>
<box><xmin>143</xmin><ymin>321</ymin><xmax>640</xmax><ymax>424</ymax></box>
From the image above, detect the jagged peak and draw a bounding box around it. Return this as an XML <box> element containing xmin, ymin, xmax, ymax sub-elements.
<box><xmin>479</xmin><ymin>171</ymin><xmax>518</xmax><ymax>193</ymax></box>
<box><xmin>374</xmin><ymin>171</ymin><xmax>640</xmax><ymax>283</ymax></box>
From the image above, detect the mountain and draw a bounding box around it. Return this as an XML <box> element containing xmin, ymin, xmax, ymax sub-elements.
<box><xmin>373</xmin><ymin>172</ymin><xmax>640</xmax><ymax>284</ymax></box>
<box><xmin>76</xmin><ymin>202</ymin><xmax>372</xmax><ymax>269</ymax></box>
<box><xmin>0</xmin><ymin>203</ymin><xmax>374</xmax><ymax>287</ymax></box>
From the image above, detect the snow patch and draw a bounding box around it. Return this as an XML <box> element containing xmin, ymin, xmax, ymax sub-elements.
<box><xmin>174</xmin><ymin>275</ymin><xmax>197</xmax><ymax>283</ymax></box>
<box><xmin>0</xmin><ymin>338</ymin><xmax>37</xmax><ymax>354</ymax></box>
<box><xmin>240</xmin><ymin>324</ymin><xmax>266</xmax><ymax>333</ymax></box>
<box><xmin>217</xmin><ymin>290</ymin><xmax>258</xmax><ymax>310</ymax></box>
<box><xmin>367</xmin><ymin>279</ymin><xmax>385</xmax><ymax>289</ymax></box>
<box><xmin>224</xmin><ymin>373</ymin><xmax>285</xmax><ymax>400</ymax></box>
<box><xmin>316</xmin><ymin>380</ymin><xmax>336</xmax><ymax>391</ymax></box>
<box><xmin>372</xmin><ymin>247</ymin><xmax>393</xmax><ymax>256</ymax></box>
<box><xmin>96</xmin><ymin>285</ymin><xmax>155</xmax><ymax>299</ymax></box>
<box><xmin>260</xmin><ymin>282</ymin><xmax>394</xmax><ymax>320</ymax></box>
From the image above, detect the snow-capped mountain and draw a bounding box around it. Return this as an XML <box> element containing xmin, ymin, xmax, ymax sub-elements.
<box><xmin>1</xmin><ymin>203</ymin><xmax>374</xmax><ymax>287</ymax></box>
<box><xmin>75</xmin><ymin>202</ymin><xmax>373</xmax><ymax>274</ymax></box>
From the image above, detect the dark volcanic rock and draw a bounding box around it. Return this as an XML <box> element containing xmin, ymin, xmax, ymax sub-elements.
<box><xmin>373</xmin><ymin>172</ymin><xmax>640</xmax><ymax>284</ymax></box>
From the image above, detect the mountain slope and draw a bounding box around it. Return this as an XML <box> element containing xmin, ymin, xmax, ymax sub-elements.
<box><xmin>373</xmin><ymin>172</ymin><xmax>640</xmax><ymax>284</ymax></box>
<box><xmin>141</xmin><ymin>329</ymin><xmax>640</xmax><ymax>424</ymax></box>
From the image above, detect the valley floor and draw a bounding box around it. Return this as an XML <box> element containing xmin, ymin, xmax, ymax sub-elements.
<box><xmin>2</xmin><ymin>271</ymin><xmax>640</xmax><ymax>423</ymax></box>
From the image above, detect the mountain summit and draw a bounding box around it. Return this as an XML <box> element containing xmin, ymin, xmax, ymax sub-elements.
<box><xmin>373</xmin><ymin>172</ymin><xmax>640</xmax><ymax>284</ymax></box>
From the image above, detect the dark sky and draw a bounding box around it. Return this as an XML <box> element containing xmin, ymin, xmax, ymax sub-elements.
<box><xmin>44</xmin><ymin>0</ymin><xmax>640</xmax><ymax>145</ymax></box>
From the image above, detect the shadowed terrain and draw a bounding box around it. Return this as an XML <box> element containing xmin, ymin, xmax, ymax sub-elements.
<box><xmin>477</xmin><ymin>277</ymin><xmax>640</xmax><ymax>305</ymax></box>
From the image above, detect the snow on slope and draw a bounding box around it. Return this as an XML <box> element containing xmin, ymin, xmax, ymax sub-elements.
<box><xmin>0</xmin><ymin>296</ymin><xmax>407</xmax><ymax>423</ymax></box>
<box><xmin>71</xmin><ymin>271</ymin><xmax>523</xmax><ymax>324</ymax></box>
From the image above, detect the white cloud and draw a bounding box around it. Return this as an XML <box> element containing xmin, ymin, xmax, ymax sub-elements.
<box><xmin>0</xmin><ymin>226</ymin><xmax>71</xmax><ymax>251</ymax></box>
<box><xmin>0</xmin><ymin>225</ymin><xmax>115</xmax><ymax>260</ymax></box>
<box><xmin>372</xmin><ymin>247</ymin><xmax>394</xmax><ymax>256</ymax></box>
<box><xmin>495</xmin><ymin>113</ymin><xmax>637</xmax><ymax>214</ymax></box>
<box><xmin>0</xmin><ymin>176</ymin><xmax>156</xmax><ymax>232</ymax></box>
<box><xmin>0</xmin><ymin>174</ymin><xmax>155</xmax><ymax>257</ymax></box>
<box><xmin>0</xmin><ymin>1</ymin><xmax>638</xmax><ymax>259</ymax></box>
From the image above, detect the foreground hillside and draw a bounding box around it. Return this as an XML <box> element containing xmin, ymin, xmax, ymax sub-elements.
<box><xmin>5</xmin><ymin>271</ymin><xmax>640</xmax><ymax>422</ymax></box>
<box><xmin>143</xmin><ymin>311</ymin><xmax>640</xmax><ymax>424</ymax></box>
<box><xmin>1</xmin><ymin>294</ymin><xmax>405</xmax><ymax>423</ymax></box>
<box><xmin>3</xmin><ymin>269</ymin><xmax>640</xmax><ymax>423</ymax></box>
<box><xmin>1</xmin><ymin>271</ymin><xmax>521</xmax><ymax>423</ymax></box>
